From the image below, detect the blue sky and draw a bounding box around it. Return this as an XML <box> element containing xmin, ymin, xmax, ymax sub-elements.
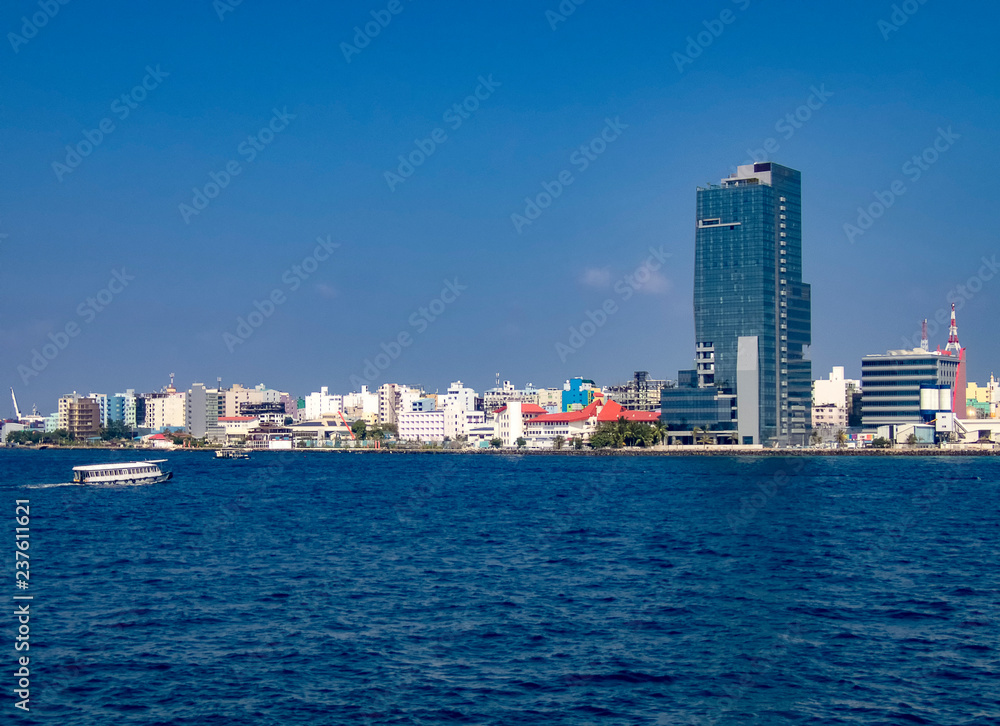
<box><xmin>2</xmin><ymin>0</ymin><xmax>998</xmax><ymax>410</ymax></box>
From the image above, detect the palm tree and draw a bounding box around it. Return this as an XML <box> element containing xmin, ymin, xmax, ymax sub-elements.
<box><xmin>691</xmin><ymin>426</ymin><xmax>703</xmax><ymax>446</ymax></box>
<box><xmin>810</xmin><ymin>429</ymin><xmax>823</xmax><ymax>447</ymax></box>
<box><xmin>638</xmin><ymin>426</ymin><xmax>654</xmax><ymax>447</ymax></box>
<box><xmin>652</xmin><ymin>420</ymin><xmax>667</xmax><ymax>446</ymax></box>
<box><xmin>835</xmin><ymin>429</ymin><xmax>848</xmax><ymax>448</ymax></box>
<box><xmin>515</xmin><ymin>436</ymin><xmax>526</xmax><ymax>448</ymax></box>
<box><xmin>698</xmin><ymin>433</ymin><xmax>713</xmax><ymax>445</ymax></box>
<box><xmin>490</xmin><ymin>438</ymin><xmax>502</xmax><ymax>448</ymax></box>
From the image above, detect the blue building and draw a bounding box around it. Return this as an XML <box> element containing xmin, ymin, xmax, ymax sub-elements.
<box><xmin>693</xmin><ymin>162</ymin><xmax>811</xmax><ymax>445</ymax></box>
<box><xmin>561</xmin><ymin>378</ymin><xmax>596</xmax><ymax>412</ymax></box>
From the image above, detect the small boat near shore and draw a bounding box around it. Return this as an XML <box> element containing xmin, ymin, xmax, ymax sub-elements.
<box><xmin>215</xmin><ymin>449</ymin><xmax>250</xmax><ymax>459</ymax></box>
<box><xmin>72</xmin><ymin>460</ymin><xmax>172</xmax><ymax>485</ymax></box>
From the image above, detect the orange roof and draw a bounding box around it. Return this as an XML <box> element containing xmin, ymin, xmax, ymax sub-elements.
<box><xmin>496</xmin><ymin>403</ymin><xmax>547</xmax><ymax>415</ymax></box>
<box><xmin>526</xmin><ymin>399</ymin><xmax>599</xmax><ymax>424</ymax></box>
<box><xmin>526</xmin><ymin>400</ymin><xmax>661</xmax><ymax>425</ymax></box>
<box><xmin>597</xmin><ymin>400</ymin><xmax>661</xmax><ymax>422</ymax></box>
<box><xmin>219</xmin><ymin>416</ymin><xmax>256</xmax><ymax>422</ymax></box>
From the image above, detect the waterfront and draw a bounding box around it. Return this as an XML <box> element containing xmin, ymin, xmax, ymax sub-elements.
<box><xmin>3</xmin><ymin>450</ymin><xmax>998</xmax><ymax>724</ymax></box>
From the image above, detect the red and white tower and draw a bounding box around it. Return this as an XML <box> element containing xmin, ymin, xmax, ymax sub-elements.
<box><xmin>943</xmin><ymin>303</ymin><xmax>967</xmax><ymax>414</ymax></box>
<box><xmin>945</xmin><ymin>304</ymin><xmax>961</xmax><ymax>355</ymax></box>
<box><xmin>920</xmin><ymin>318</ymin><xmax>929</xmax><ymax>351</ymax></box>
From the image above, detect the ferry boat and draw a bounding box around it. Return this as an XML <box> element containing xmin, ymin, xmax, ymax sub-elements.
<box><xmin>71</xmin><ymin>460</ymin><xmax>172</xmax><ymax>485</ymax></box>
<box><xmin>215</xmin><ymin>448</ymin><xmax>250</xmax><ymax>459</ymax></box>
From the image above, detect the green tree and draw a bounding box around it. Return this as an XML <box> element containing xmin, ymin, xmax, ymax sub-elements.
<box><xmin>490</xmin><ymin>438</ymin><xmax>502</xmax><ymax>449</ymax></box>
<box><xmin>100</xmin><ymin>419</ymin><xmax>132</xmax><ymax>441</ymax></box>
<box><xmin>652</xmin><ymin>419</ymin><xmax>667</xmax><ymax>445</ymax></box>
<box><xmin>835</xmin><ymin>429</ymin><xmax>848</xmax><ymax>448</ymax></box>
<box><xmin>871</xmin><ymin>436</ymin><xmax>892</xmax><ymax>449</ymax></box>
<box><xmin>351</xmin><ymin>419</ymin><xmax>368</xmax><ymax>440</ymax></box>
<box><xmin>553</xmin><ymin>435</ymin><xmax>565</xmax><ymax>450</ymax></box>
<box><xmin>809</xmin><ymin>429</ymin><xmax>823</xmax><ymax>447</ymax></box>
<box><xmin>572</xmin><ymin>436</ymin><xmax>583</xmax><ymax>450</ymax></box>
<box><xmin>515</xmin><ymin>436</ymin><xmax>526</xmax><ymax>448</ymax></box>
<box><xmin>906</xmin><ymin>433</ymin><xmax>918</xmax><ymax>446</ymax></box>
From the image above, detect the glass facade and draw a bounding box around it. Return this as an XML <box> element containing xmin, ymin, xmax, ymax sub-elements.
<box><xmin>660</xmin><ymin>388</ymin><xmax>736</xmax><ymax>430</ymax></box>
<box><xmin>694</xmin><ymin>162</ymin><xmax>811</xmax><ymax>444</ymax></box>
<box><xmin>860</xmin><ymin>353</ymin><xmax>959</xmax><ymax>425</ymax></box>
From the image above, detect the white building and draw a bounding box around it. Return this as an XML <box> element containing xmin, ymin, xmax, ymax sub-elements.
<box><xmin>440</xmin><ymin>381</ymin><xmax>476</xmax><ymax>412</ymax></box>
<box><xmin>811</xmin><ymin>403</ymin><xmax>847</xmax><ymax>430</ymax></box>
<box><xmin>304</xmin><ymin>387</ymin><xmax>344</xmax><ymax>420</ymax></box>
<box><xmin>378</xmin><ymin>384</ymin><xmax>423</xmax><ymax>426</ymax></box>
<box><xmin>444</xmin><ymin>409</ymin><xmax>486</xmax><ymax>440</ymax></box>
<box><xmin>812</xmin><ymin>366</ymin><xmax>860</xmax><ymax>430</ymax></box>
<box><xmin>218</xmin><ymin>416</ymin><xmax>259</xmax><ymax>443</ymax></box>
<box><xmin>495</xmin><ymin>402</ymin><xmax>548</xmax><ymax>446</ymax></box>
<box><xmin>343</xmin><ymin>386</ymin><xmax>379</xmax><ymax>423</ymax></box>
<box><xmin>145</xmin><ymin>392</ymin><xmax>187</xmax><ymax>430</ymax></box>
<box><xmin>397</xmin><ymin>410</ymin><xmax>446</xmax><ymax>442</ymax></box>
<box><xmin>813</xmin><ymin>366</ymin><xmax>860</xmax><ymax>407</ymax></box>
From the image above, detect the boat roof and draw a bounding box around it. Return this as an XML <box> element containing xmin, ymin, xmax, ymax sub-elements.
<box><xmin>72</xmin><ymin>460</ymin><xmax>166</xmax><ymax>471</ymax></box>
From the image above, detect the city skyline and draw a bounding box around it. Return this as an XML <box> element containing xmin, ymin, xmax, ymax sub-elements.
<box><xmin>2</xmin><ymin>1</ymin><xmax>998</xmax><ymax>409</ymax></box>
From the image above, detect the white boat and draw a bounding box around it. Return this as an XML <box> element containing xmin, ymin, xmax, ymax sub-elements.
<box><xmin>71</xmin><ymin>460</ymin><xmax>172</xmax><ymax>485</ymax></box>
<box><xmin>215</xmin><ymin>449</ymin><xmax>250</xmax><ymax>459</ymax></box>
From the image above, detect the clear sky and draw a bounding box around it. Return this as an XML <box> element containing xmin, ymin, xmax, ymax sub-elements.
<box><xmin>2</xmin><ymin>0</ymin><xmax>998</xmax><ymax>411</ymax></box>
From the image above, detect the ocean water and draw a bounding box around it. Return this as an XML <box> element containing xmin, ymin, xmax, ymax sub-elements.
<box><xmin>2</xmin><ymin>449</ymin><xmax>998</xmax><ymax>725</ymax></box>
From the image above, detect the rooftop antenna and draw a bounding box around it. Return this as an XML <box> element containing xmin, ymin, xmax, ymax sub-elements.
<box><xmin>169</xmin><ymin>372</ymin><xmax>175</xmax><ymax>387</ymax></box>
<box><xmin>920</xmin><ymin>319</ymin><xmax>929</xmax><ymax>351</ymax></box>
<box><xmin>945</xmin><ymin>304</ymin><xmax>961</xmax><ymax>355</ymax></box>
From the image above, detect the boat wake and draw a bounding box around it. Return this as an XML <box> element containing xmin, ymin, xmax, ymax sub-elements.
<box><xmin>25</xmin><ymin>481</ymin><xmax>154</xmax><ymax>489</ymax></box>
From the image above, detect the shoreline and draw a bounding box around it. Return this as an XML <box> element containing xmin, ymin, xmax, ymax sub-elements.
<box><xmin>4</xmin><ymin>445</ymin><xmax>998</xmax><ymax>457</ymax></box>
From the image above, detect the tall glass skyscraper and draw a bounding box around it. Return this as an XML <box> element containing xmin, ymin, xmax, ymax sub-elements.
<box><xmin>694</xmin><ymin>162</ymin><xmax>811</xmax><ymax>444</ymax></box>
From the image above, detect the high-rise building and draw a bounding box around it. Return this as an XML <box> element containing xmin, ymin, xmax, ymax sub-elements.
<box><xmin>694</xmin><ymin>162</ymin><xmax>811</xmax><ymax>444</ymax></box>
<box><xmin>861</xmin><ymin>349</ymin><xmax>959</xmax><ymax>427</ymax></box>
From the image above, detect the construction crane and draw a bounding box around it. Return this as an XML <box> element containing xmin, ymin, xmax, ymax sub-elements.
<box><xmin>10</xmin><ymin>387</ymin><xmax>21</xmax><ymax>421</ymax></box>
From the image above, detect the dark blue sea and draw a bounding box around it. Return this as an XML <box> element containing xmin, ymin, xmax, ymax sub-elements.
<box><xmin>2</xmin><ymin>449</ymin><xmax>998</xmax><ymax>725</ymax></box>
